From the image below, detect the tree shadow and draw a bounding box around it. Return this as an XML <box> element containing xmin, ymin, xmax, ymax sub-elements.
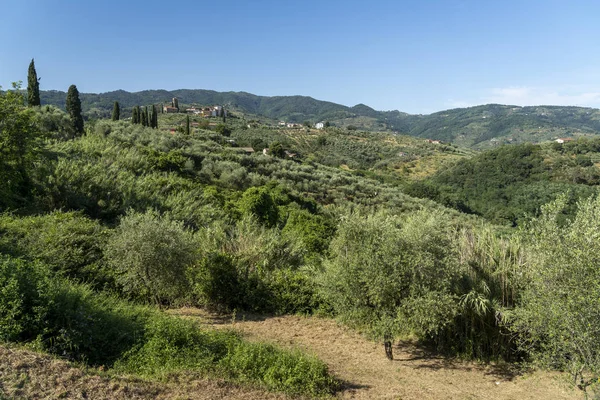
<box><xmin>391</xmin><ymin>340</ymin><xmax>522</xmax><ymax>382</ymax></box>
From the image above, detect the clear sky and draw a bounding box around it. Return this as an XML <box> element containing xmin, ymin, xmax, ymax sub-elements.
<box><xmin>2</xmin><ymin>0</ymin><xmax>600</xmax><ymax>114</ymax></box>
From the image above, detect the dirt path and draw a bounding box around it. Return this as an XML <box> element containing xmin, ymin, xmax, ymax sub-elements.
<box><xmin>171</xmin><ymin>308</ymin><xmax>580</xmax><ymax>400</ymax></box>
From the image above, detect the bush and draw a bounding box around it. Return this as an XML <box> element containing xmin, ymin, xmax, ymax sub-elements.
<box><xmin>0</xmin><ymin>212</ymin><xmax>108</xmax><ymax>284</ymax></box>
<box><xmin>0</xmin><ymin>256</ymin><xmax>52</xmax><ymax>342</ymax></box>
<box><xmin>105</xmin><ymin>210</ymin><xmax>198</xmax><ymax>304</ymax></box>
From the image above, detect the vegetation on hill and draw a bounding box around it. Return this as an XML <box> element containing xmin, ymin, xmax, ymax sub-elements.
<box><xmin>4</xmin><ymin>72</ymin><xmax>600</xmax><ymax>398</ymax></box>
<box><xmin>406</xmin><ymin>139</ymin><xmax>600</xmax><ymax>225</ymax></box>
<box><xmin>39</xmin><ymin>89</ymin><xmax>600</xmax><ymax>149</ymax></box>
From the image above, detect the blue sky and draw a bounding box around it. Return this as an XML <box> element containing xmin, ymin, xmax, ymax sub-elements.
<box><xmin>2</xmin><ymin>0</ymin><xmax>600</xmax><ymax>114</ymax></box>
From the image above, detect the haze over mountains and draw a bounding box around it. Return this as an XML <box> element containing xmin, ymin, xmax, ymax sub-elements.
<box><xmin>40</xmin><ymin>88</ymin><xmax>600</xmax><ymax>149</ymax></box>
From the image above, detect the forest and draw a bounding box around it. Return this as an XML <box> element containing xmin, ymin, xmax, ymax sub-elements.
<box><xmin>3</xmin><ymin>73</ymin><xmax>600</xmax><ymax>398</ymax></box>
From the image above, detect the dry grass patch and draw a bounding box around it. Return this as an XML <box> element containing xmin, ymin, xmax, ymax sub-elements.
<box><xmin>170</xmin><ymin>308</ymin><xmax>581</xmax><ymax>400</ymax></box>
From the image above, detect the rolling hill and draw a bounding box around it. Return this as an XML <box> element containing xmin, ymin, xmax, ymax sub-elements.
<box><xmin>40</xmin><ymin>89</ymin><xmax>600</xmax><ymax>148</ymax></box>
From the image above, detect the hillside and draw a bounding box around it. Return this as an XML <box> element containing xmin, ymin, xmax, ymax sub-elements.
<box><xmin>406</xmin><ymin>138</ymin><xmax>600</xmax><ymax>225</ymax></box>
<box><xmin>40</xmin><ymin>90</ymin><xmax>600</xmax><ymax>148</ymax></box>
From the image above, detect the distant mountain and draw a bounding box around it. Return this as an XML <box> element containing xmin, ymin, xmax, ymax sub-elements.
<box><xmin>40</xmin><ymin>89</ymin><xmax>600</xmax><ymax>148</ymax></box>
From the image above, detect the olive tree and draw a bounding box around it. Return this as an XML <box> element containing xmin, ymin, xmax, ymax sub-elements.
<box><xmin>509</xmin><ymin>195</ymin><xmax>600</xmax><ymax>395</ymax></box>
<box><xmin>105</xmin><ymin>210</ymin><xmax>197</xmax><ymax>304</ymax></box>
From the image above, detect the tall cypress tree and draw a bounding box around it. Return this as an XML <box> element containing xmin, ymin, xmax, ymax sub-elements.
<box><xmin>27</xmin><ymin>59</ymin><xmax>40</xmax><ymax>107</ymax></box>
<box><xmin>66</xmin><ymin>84</ymin><xmax>84</xmax><ymax>135</ymax></box>
<box><xmin>132</xmin><ymin>106</ymin><xmax>139</xmax><ymax>124</ymax></box>
<box><xmin>185</xmin><ymin>115</ymin><xmax>190</xmax><ymax>135</ymax></box>
<box><xmin>141</xmin><ymin>108</ymin><xmax>147</xmax><ymax>126</ymax></box>
<box><xmin>112</xmin><ymin>101</ymin><xmax>120</xmax><ymax>121</ymax></box>
<box><xmin>145</xmin><ymin>107</ymin><xmax>149</xmax><ymax>127</ymax></box>
<box><xmin>151</xmin><ymin>105</ymin><xmax>158</xmax><ymax>129</ymax></box>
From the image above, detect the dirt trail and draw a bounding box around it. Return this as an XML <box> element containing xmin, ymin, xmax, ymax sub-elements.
<box><xmin>172</xmin><ymin>308</ymin><xmax>580</xmax><ymax>400</ymax></box>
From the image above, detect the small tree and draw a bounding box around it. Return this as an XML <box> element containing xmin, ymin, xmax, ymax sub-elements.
<box><xmin>27</xmin><ymin>59</ymin><xmax>40</xmax><ymax>107</ymax></box>
<box><xmin>111</xmin><ymin>101</ymin><xmax>120</xmax><ymax>121</ymax></box>
<box><xmin>268</xmin><ymin>141</ymin><xmax>286</xmax><ymax>158</ymax></box>
<box><xmin>66</xmin><ymin>85</ymin><xmax>84</xmax><ymax>135</ymax></box>
<box><xmin>105</xmin><ymin>210</ymin><xmax>197</xmax><ymax>305</ymax></box>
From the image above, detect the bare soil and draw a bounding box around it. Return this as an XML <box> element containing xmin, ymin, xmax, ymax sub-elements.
<box><xmin>171</xmin><ymin>308</ymin><xmax>581</xmax><ymax>400</ymax></box>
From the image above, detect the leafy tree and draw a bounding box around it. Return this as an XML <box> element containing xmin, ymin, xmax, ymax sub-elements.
<box><xmin>320</xmin><ymin>211</ymin><xmax>458</xmax><ymax>348</ymax></box>
<box><xmin>237</xmin><ymin>186</ymin><xmax>279</xmax><ymax>227</ymax></box>
<box><xmin>269</xmin><ymin>141</ymin><xmax>285</xmax><ymax>158</ymax></box>
<box><xmin>509</xmin><ymin>195</ymin><xmax>600</xmax><ymax>395</ymax></box>
<box><xmin>66</xmin><ymin>84</ymin><xmax>84</xmax><ymax>135</ymax></box>
<box><xmin>112</xmin><ymin>101</ymin><xmax>120</xmax><ymax>121</ymax></box>
<box><xmin>27</xmin><ymin>59</ymin><xmax>40</xmax><ymax>107</ymax></box>
<box><xmin>105</xmin><ymin>210</ymin><xmax>197</xmax><ymax>305</ymax></box>
<box><xmin>215</xmin><ymin>123</ymin><xmax>231</xmax><ymax>136</ymax></box>
<box><xmin>0</xmin><ymin>83</ymin><xmax>40</xmax><ymax>207</ymax></box>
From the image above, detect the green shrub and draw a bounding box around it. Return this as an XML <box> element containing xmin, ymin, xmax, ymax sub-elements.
<box><xmin>105</xmin><ymin>210</ymin><xmax>198</xmax><ymax>304</ymax></box>
<box><xmin>43</xmin><ymin>282</ymin><xmax>150</xmax><ymax>366</ymax></box>
<box><xmin>222</xmin><ymin>341</ymin><xmax>337</xmax><ymax>396</ymax></box>
<box><xmin>0</xmin><ymin>211</ymin><xmax>108</xmax><ymax>284</ymax></box>
<box><xmin>0</xmin><ymin>256</ymin><xmax>52</xmax><ymax>342</ymax></box>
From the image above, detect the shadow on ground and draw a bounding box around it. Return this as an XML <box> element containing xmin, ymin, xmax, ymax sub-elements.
<box><xmin>392</xmin><ymin>340</ymin><xmax>522</xmax><ymax>381</ymax></box>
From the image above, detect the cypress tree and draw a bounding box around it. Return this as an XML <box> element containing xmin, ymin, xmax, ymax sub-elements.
<box><xmin>141</xmin><ymin>108</ymin><xmax>147</xmax><ymax>126</ymax></box>
<box><xmin>151</xmin><ymin>105</ymin><xmax>158</xmax><ymax>129</ymax></box>
<box><xmin>132</xmin><ymin>106</ymin><xmax>139</xmax><ymax>124</ymax></box>
<box><xmin>112</xmin><ymin>101</ymin><xmax>120</xmax><ymax>121</ymax></box>
<box><xmin>66</xmin><ymin>84</ymin><xmax>84</xmax><ymax>135</ymax></box>
<box><xmin>185</xmin><ymin>115</ymin><xmax>190</xmax><ymax>135</ymax></box>
<box><xmin>27</xmin><ymin>59</ymin><xmax>41</xmax><ymax>107</ymax></box>
<box><xmin>145</xmin><ymin>107</ymin><xmax>149</xmax><ymax>127</ymax></box>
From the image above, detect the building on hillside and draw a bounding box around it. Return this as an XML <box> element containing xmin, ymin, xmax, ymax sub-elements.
<box><xmin>555</xmin><ymin>138</ymin><xmax>574</xmax><ymax>144</ymax></box>
<box><xmin>164</xmin><ymin>106</ymin><xmax>178</xmax><ymax>113</ymax></box>
<box><xmin>315</xmin><ymin>122</ymin><xmax>325</xmax><ymax>129</ymax></box>
<box><xmin>427</xmin><ymin>139</ymin><xmax>442</xmax><ymax>144</ymax></box>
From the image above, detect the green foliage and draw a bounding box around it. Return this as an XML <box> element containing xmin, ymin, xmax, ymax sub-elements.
<box><xmin>105</xmin><ymin>210</ymin><xmax>197</xmax><ymax>304</ymax></box>
<box><xmin>0</xmin><ymin>211</ymin><xmax>108</xmax><ymax>284</ymax></box>
<box><xmin>321</xmin><ymin>211</ymin><xmax>458</xmax><ymax>340</ymax></box>
<box><xmin>411</xmin><ymin>142</ymin><xmax>600</xmax><ymax>225</ymax></box>
<box><xmin>132</xmin><ymin>106</ymin><xmax>139</xmax><ymax>124</ymax></box>
<box><xmin>508</xmin><ymin>195</ymin><xmax>600</xmax><ymax>393</ymax></box>
<box><xmin>215</xmin><ymin>123</ymin><xmax>231</xmax><ymax>136</ymax></box>
<box><xmin>115</xmin><ymin>315</ymin><xmax>337</xmax><ymax>396</ymax></box>
<box><xmin>0</xmin><ymin>256</ymin><xmax>52</xmax><ymax>342</ymax></box>
<box><xmin>268</xmin><ymin>141</ymin><xmax>285</xmax><ymax>158</ymax></box>
<box><xmin>27</xmin><ymin>59</ymin><xmax>40</xmax><ymax>107</ymax></box>
<box><xmin>0</xmin><ymin>83</ymin><xmax>40</xmax><ymax>209</ymax></box>
<box><xmin>111</xmin><ymin>101</ymin><xmax>120</xmax><ymax>121</ymax></box>
<box><xmin>66</xmin><ymin>84</ymin><xmax>84</xmax><ymax>135</ymax></box>
<box><xmin>237</xmin><ymin>186</ymin><xmax>279</xmax><ymax>227</ymax></box>
<box><xmin>34</xmin><ymin>105</ymin><xmax>75</xmax><ymax>140</ymax></box>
